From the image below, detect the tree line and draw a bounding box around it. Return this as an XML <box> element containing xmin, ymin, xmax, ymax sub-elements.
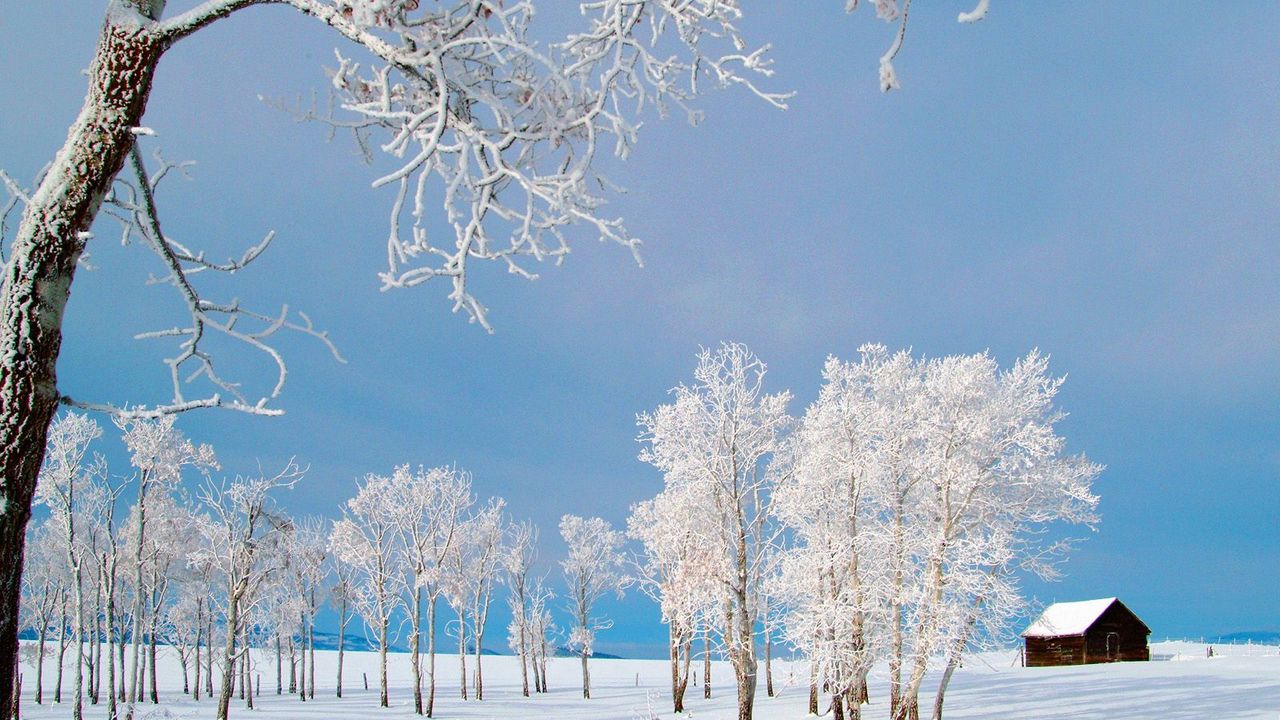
<box><xmin>16</xmin><ymin>340</ymin><xmax>1096</xmax><ymax>720</ymax></box>
<box><xmin>18</xmin><ymin>416</ymin><xmax>626</xmax><ymax>720</ymax></box>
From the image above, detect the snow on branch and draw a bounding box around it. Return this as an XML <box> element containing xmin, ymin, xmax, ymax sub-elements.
<box><xmin>272</xmin><ymin>0</ymin><xmax>793</xmax><ymax>332</ymax></box>
<box><xmin>155</xmin><ymin>0</ymin><xmax>280</xmax><ymax>44</ymax></box>
<box><xmin>153</xmin><ymin>1</ymin><xmax>987</xmax><ymax>335</ymax></box>
<box><xmin>958</xmin><ymin>0</ymin><xmax>991</xmax><ymax>24</ymax></box>
<box><xmin>60</xmin><ymin>145</ymin><xmax>345</xmax><ymax>420</ymax></box>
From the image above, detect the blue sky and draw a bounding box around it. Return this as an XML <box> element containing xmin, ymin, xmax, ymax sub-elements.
<box><xmin>2</xmin><ymin>3</ymin><xmax>1277</xmax><ymax>658</ymax></box>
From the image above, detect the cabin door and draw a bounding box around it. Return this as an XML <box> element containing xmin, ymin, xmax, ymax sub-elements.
<box><xmin>1105</xmin><ymin>632</ymin><xmax>1119</xmax><ymax>661</ymax></box>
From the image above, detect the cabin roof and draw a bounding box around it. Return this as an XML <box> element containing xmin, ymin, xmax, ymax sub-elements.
<box><xmin>1022</xmin><ymin>597</ymin><xmax>1120</xmax><ymax>638</ymax></box>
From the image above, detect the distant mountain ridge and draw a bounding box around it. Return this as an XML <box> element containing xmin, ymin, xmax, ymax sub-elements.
<box><xmin>554</xmin><ymin>646</ymin><xmax>623</xmax><ymax>660</ymax></box>
<box><xmin>310</xmin><ymin>631</ymin><xmax>504</xmax><ymax>655</ymax></box>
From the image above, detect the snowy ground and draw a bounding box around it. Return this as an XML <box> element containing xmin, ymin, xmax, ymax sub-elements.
<box><xmin>16</xmin><ymin>641</ymin><xmax>1280</xmax><ymax>719</ymax></box>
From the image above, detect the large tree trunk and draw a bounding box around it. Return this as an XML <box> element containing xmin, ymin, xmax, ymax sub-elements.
<box><xmin>242</xmin><ymin>626</ymin><xmax>252</xmax><ymax>711</ymax></box>
<box><xmin>335</xmin><ymin>598</ymin><xmax>345</xmax><ymax>699</ymax></box>
<box><xmin>134</xmin><ymin>634</ymin><xmax>144</xmax><ymax>703</ymax></box>
<box><xmin>378</xmin><ymin>618</ymin><xmax>389</xmax><ymax>707</ymax></box>
<box><xmin>669</xmin><ymin>628</ymin><xmax>692</xmax><ymax>713</ymax></box>
<box><xmin>117</xmin><ymin>630</ymin><xmax>125</xmax><ymax>702</ymax></box>
<box><xmin>474</xmin><ymin>627</ymin><xmax>485</xmax><ymax>701</ymax></box>
<box><xmin>889</xmin><ymin>495</ymin><xmax>907</xmax><ymax>720</ymax></box>
<box><xmin>703</xmin><ymin>635</ymin><xmax>711</xmax><ymax>700</ymax></box>
<box><xmin>105</xmin><ymin>585</ymin><xmax>117</xmax><ymax>720</ymax></box>
<box><xmin>518</xmin><ymin>614</ymin><xmax>529</xmax><ymax>698</ymax></box>
<box><xmin>192</xmin><ymin>607</ymin><xmax>201</xmax><ymax>702</ymax></box>
<box><xmin>204</xmin><ymin>615</ymin><xmax>213</xmax><ymax>698</ymax></box>
<box><xmin>529</xmin><ymin>641</ymin><xmax>541</xmax><ymax>697</ymax></box>
<box><xmin>147</xmin><ymin>602</ymin><xmax>159</xmax><ymax>704</ymax></box>
<box><xmin>931</xmin><ymin>657</ymin><xmax>960</xmax><ymax>720</ymax></box>
<box><xmin>669</xmin><ymin>634</ymin><xmax>681</xmax><ymax>713</ymax></box>
<box><xmin>539</xmin><ymin>647</ymin><xmax>548</xmax><ymax>694</ymax></box>
<box><xmin>456</xmin><ymin>609</ymin><xmax>467</xmax><ymax>701</ymax></box>
<box><xmin>733</xmin><ymin>664</ymin><xmax>756</xmax><ymax>720</ymax></box>
<box><xmin>54</xmin><ymin>600</ymin><xmax>67</xmax><ymax>704</ymax></box>
<box><xmin>33</xmin><ymin>629</ymin><xmax>45</xmax><ymax>705</ymax></box>
<box><xmin>764</xmin><ymin>636</ymin><xmax>773</xmax><ymax>698</ymax></box>
<box><xmin>307</xmin><ymin>607</ymin><xmax>315</xmax><ymax>700</ymax></box>
<box><xmin>90</xmin><ymin>588</ymin><xmax>101</xmax><ymax>705</ymax></box>
<box><xmin>0</xmin><ymin>6</ymin><xmax>165</xmax><ymax>714</ymax></box>
<box><xmin>580</xmin><ymin>649</ymin><xmax>590</xmax><ymax>699</ymax></box>
<box><xmin>807</xmin><ymin>659</ymin><xmax>818</xmax><ymax>716</ymax></box>
<box><xmin>297</xmin><ymin>619</ymin><xmax>306</xmax><ymax>702</ymax></box>
<box><xmin>411</xmin><ymin>588</ymin><xmax>422</xmax><ymax>714</ymax></box>
<box><xmin>931</xmin><ymin>611</ymin><xmax>977</xmax><ymax>720</ymax></box>
<box><xmin>215</xmin><ymin>597</ymin><xmax>238</xmax><ymax>720</ymax></box>
<box><xmin>424</xmin><ymin>596</ymin><xmax>436</xmax><ymax>717</ymax></box>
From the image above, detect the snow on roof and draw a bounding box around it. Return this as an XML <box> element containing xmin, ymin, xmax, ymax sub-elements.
<box><xmin>1022</xmin><ymin>598</ymin><xmax>1118</xmax><ymax>638</ymax></box>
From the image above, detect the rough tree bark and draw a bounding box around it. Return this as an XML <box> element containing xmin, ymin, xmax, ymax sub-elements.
<box><xmin>0</xmin><ymin>5</ymin><xmax>167</xmax><ymax>716</ymax></box>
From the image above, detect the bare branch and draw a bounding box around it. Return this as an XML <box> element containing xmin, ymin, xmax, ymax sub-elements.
<box><xmin>80</xmin><ymin>144</ymin><xmax>347</xmax><ymax>419</ymax></box>
<box><xmin>157</xmin><ymin>0</ymin><xmax>282</xmax><ymax>45</ymax></box>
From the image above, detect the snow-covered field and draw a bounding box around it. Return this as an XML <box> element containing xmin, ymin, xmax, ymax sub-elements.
<box><xmin>16</xmin><ymin>641</ymin><xmax>1280</xmax><ymax>719</ymax></box>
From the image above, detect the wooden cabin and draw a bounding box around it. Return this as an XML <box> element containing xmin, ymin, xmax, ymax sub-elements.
<box><xmin>1022</xmin><ymin>597</ymin><xmax>1150</xmax><ymax>667</ymax></box>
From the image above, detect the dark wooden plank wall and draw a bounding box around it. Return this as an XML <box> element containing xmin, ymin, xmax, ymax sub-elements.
<box><xmin>1026</xmin><ymin>636</ymin><xmax>1086</xmax><ymax>667</ymax></box>
<box><xmin>1082</xmin><ymin>602</ymin><xmax>1150</xmax><ymax>662</ymax></box>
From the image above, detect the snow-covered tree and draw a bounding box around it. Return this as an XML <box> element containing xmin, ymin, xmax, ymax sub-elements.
<box><xmin>503</xmin><ymin>520</ymin><xmax>538</xmax><ymax>699</ymax></box>
<box><xmin>192</xmin><ymin>461</ymin><xmax>303</xmax><ymax>720</ymax></box>
<box><xmin>559</xmin><ymin>514</ymin><xmax>627</xmax><ymax>700</ymax></box>
<box><xmin>281</xmin><ymin>516</ymin><xmax>328</xmax><ymax>702</ymax></box>
<box><xmin>638</xmin><ymin>343</ymin><xmax>791</xmax><ymax>720</ymax></box>
<box><xmin>771</xmin><ymin>348</ymin><xmax>909</xmax><ymax>718</ymax></box>
<box><xmin>891</xmin><ymin>350</ymin><xmax>1100</xmax><ymax>720</ymax></box>
<box><xmin>628</xmin><ymin>483</ymin><xmax>720</xmax><ymax>713</ymax></box>
<box><xmin>441</xmin><ymin>497</ymin><xmax>506</xmax><ymax>701</ymax></box>
<box><xmin>329</xmin><ymin>471</ymin><xmax>403</xmax><ymax>708</ymax></box>
<box><xmin>771</xmin><ymin>346</ymin><xmax>1099</xmax><ymax>720</ymax></box>
<box><xmin>525</xmin><ymin>578</ymin><xmax>556</xmax><ymax>695</ymax></box>
<box><xmin>387</xmin><ymin>464</ymin><xmax>472</xmax><ymax>716</ymax></box>
<box><xmin>19</xmin><ymin>522</ymin><xmax>65</xmax><ymax>706</ymax></box>
<box><xmin>116</xmin><ymin>416</ymin><xmax>216</xmax><ymax>718</ymax></box>
<box><xmin>0</xmin><ymin>4</ymin><xmax>989</xmax><ymax>705</ymax></box>
<box><xmin>327</xmin><ymin>558</ymin><xmax>358</xmax><ymax>699</ymax></box>
<box><xmin>34</xmin><ymin>413</ymin><xmax>105</xmax><ymax>720</ymax></box>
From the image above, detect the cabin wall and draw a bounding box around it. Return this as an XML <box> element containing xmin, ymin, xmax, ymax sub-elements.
<box><xmin>1083</xmin><ymin>605</ymin><xmax>1150</xmax><ymax>662</ymax></box>
<box><xmin>1025</xmin><ymin>636</ymin><xmax>1086</xmax><ymax>667</ymax></box>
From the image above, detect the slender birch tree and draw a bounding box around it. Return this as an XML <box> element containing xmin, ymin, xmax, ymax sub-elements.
<box><xmin>389</xmin><ymin>465</ymin><xmax>471</xmax><ymax>716</ymax></box>
<box><xmin>629</xmin><ymin>484</ymin><xmax>720</xmax><ymax>713</ymax></box>
<box><xmin>192</xmin><ymin>461</ymin><xmax>303</xmax><ymax>720</ymax></box>
<box><xmin>329</xmin><ymin>472</ymin><xmax>402</xmax><ymax>708</ymax></box>
<box><xmin>639</xmin><ymin>343</ymin><xmax>792</xmax><ymax>720</ymax></box>
<box><xmin>34</xmin><ymin>413</ymin><xmax>106</xmax><ymax>720</ymax></box>
<box><xmin>560</xmin><ymin>515</ymin><xmax>627</xmax><ymax>700</ymax></box>
<box><xmin>503</xmin><ymin>520</ymin><xmax>538</xmax><ymax>699</ymax></box>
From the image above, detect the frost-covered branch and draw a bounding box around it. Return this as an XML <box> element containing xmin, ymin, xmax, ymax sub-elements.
<box><xmin>958</xmin><ymin>0</ymin><xmax>990</xmax><ymax>24</ymax></box>
<box><xmin>157</xmin><ymin>0</ymin><xmax>280</xmax><ymax>43</ymax></box>
<box><xmin>66</xmin><ymin>145</ymin><xmax>345</xmax><ymax>420</ymax></box>
<box><xmin>278</xmin><ymin>0</ymin><xmax>798</xmax><ymax>331</ymax></box>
